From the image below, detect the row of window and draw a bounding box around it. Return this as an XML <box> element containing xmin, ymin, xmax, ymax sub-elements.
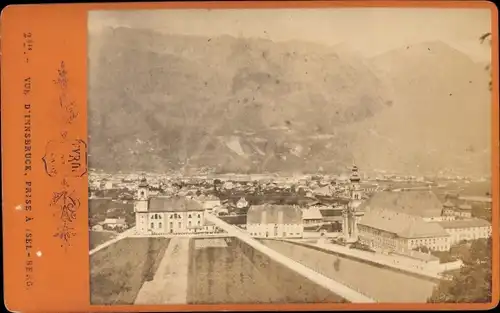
<box><xmin>248</xmin><ymin>223</ymin><xmax>302</xmax><ymax>227</ymax></box>
<box><xmin>147</xmin><ymin>227</ymin><xmax>217</xmax><ymax>234</ymax></box>
<box><xmin>364</xmin><ymin>239</ymin><xmax>449</xmax><ymax>252</ymax></box>
<box><xmin>448</xmin><ymin>227</ymin><xmax>490</xmax><ymax>232</ymax></box>
<box><xmin>149</xmin><ymin>213</ymin><xmax>202</xmax><ymax>220</ymax></box>
<box><xmin>432</xmin><ymin>246</ymin><xmax>448</xmax><ymax>251</ymax></box>
<box><xmin>409</xmin><ymin>237</ymin><xmax>447</xmax><ymax>245</ymax></box>
<box><xmin>250</xmin><ymin>232</ymin><xmax>301</xmax><ymax>237</ymax></box>
<box><xmin>149</xmin><ymin>220</ymin><xmax>202</xmax><ymax>229</ymax></box>
<box><xmin>454</xmin><ymin>233</ymin><xmax>489</xmax><ymax>240</ymax></box>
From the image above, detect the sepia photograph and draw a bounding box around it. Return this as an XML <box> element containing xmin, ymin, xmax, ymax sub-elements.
<box><xmin>87</xmin><ymin>7</ymin><xmax>493</xmax><ymax>304</ymax></box>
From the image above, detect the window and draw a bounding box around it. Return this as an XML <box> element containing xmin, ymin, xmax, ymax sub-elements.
<box><xmin>141</xmin><ymin>191</ymin><xmax>144</xmax><ymax>197</ymax></box>
<box><xmin>150</xmin><ymin>222</ymin><xmax>154</xmax><ymax>229</ymax></box>
<box><xmin>188</xmin><ymin>214</ymin><xmax>192</xmax><ymax>218</ymax></box>
<box><xmin>188</xmin><ymin>221</ymin><xmax>192</xmax><ymax>226</ymax></box>
<box><xmin>197</xmin><ymin>221</ymin><xmax>201</xmax><ymax>225</ymax></box>
<box><xmin>198</xmin><ymin>214</ymin><xmax>201</xmax><ymax>218</ymax></box>
<box><xmin>159</xmin><ymin>222</ymin><xmax>162</xmax><ymax>228</ymax></box>
<box><xmin>170</xmin><ymin>222</ymin><xmax>173</xmax><ymax>228</ymax></box>
<box><xmin>178</xmin><ymin>222</ymin><xmax>181</xmax><ymax>228</ymax></box>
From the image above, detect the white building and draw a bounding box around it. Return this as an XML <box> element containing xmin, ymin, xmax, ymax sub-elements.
<box><xmin>246</xmin><ymin>204</ymin><xmax>303</xmax><ymax>239</ymax></box>
<box><xmin>104</xmin><ymin>181</ymin><xmax>114</xmax><ymax>190</ymax></box>
<box><xmin>434</xmin><ymin>218</ymin><xmax>492</xmax><ymax>245</ymax></box>
<box><xmin>223</xmin><ymin>181</ymin><xmax>234</xmax><ymax>190</ymax></box>
<box><xmin>455</xmin><ymin>204</ymin><xmax>473</xmax><ymax>219</ymax></box>
<box><xmin>358</xmin><ymin>209</ymin><xmax>451</xmax><ymax>252</ymax></box>
<box><xmin>442</xmin><ymin>201</ymin><xmax>473</xmax><ymax>219</ymax></box>
<box><xmin>102</xmin><ymin>217</ymin><xmax>127</xmax><ymax>230</ymax></box>
<box><xmin>134</xmin><ymin>177</ymin><xmax>216</xmax><ymax>235</ymax></box>
<box><xmin>91</xmin><ymin>224</ymin><xmax>104</xmax><ymax>231</ymax></box>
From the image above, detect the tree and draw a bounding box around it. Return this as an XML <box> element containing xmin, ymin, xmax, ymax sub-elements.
<box><xmin>428</xmin><ymin>237</ymin><xmax>492</xmax><ymax>303</ymax></box>
<box><xmin>479</xmin><ymin>32</ymin><xmax>492</xmax><ymax>90</ymax></box>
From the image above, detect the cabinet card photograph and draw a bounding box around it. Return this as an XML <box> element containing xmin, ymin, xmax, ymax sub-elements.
<box><xmin>87</xmin><ymin>7</ymin><xmax>493</xmax><ymax>305</ymax></box>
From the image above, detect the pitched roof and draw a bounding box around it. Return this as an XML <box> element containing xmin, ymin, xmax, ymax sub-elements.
<box><xmin>435</xmin><ymin>218</ymin><xmax>491</xmax><ymax>229</ymax></box>
<box><xmin>358</xmin><ymin>208</ymin><xmax>449</xmax><ymax>239</ymax></box>
<box><xmin>358</xmin><ymin>190</ymin><xmax>443</xmax><ymax>218</ymax></box>
<box><xmin>443</xmin><ymin>200</ymin><xmax>455</xmax><ymax>208</ymax></box>
<box><xmin>458</xmin><ymin>196</ymin><xmax>492</xmax><ymax>203</ymax></box>
<box><xmin>148</xmin><ymin>196</ymin><xmax>204</xmax><ymax>212</ymax></box>
<box><xmin>247</xmin><ymin>204</ymin><xmax>302</xmax><ymax>224</ymax></box>
<box><xmin>302</xmin><ymin>207</ymin><xmax>323</xmax><ymax>220</ymax></box>
<box><xmin>458</xmin><ymin>203</ymin><xmax>472</xmax><ymax>210</ymax></box>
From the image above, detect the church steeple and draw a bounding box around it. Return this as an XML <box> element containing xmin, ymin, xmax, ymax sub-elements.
<box><xmin>350</xmin><ymin>164</ymin><xmax>361</xmax><ymax>183</ymax></box>
<box><xmin>137</xmin><ymin>174</ymin><xmax>149</xmax><ymax>200</ymax></box>
<box><xmin>349</xmin><ymin>164</ymin><xmax>363</xmax><ymax>201</ymax></box>
<box><xmin>343</xmin><ymin>163</ymin><xmax>364</xmax><ymax>243</ymax></box>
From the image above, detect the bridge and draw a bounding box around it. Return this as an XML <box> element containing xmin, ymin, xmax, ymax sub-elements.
<box><xmin>204</xmin><ymin>213</ymin><xmax>376</xmax><ymax>303</ymax></box>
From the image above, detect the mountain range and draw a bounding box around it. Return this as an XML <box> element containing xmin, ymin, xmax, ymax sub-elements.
<box><xmin>88</xmin><ymin>27</ymin><xmax>492</xmax><ymax>177</ymax></box>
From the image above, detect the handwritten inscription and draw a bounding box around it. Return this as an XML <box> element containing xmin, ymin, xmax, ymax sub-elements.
<box><xmin>50</xmin><ymin>179</ymin><xmax>80</xmax><ymax>248</ymax></box>
<box><xmin>42</xmin><ymin>139</ymin><xmax>87</xmax><ymax>178</ymax></box>
<box><xmin>47</xmin><ymin>61</ymin><xmax>86</xmax><ymax>249</ymax></box>
<box><xmin>23</xmin><ymin>32</ymin><xmax>33</xmax><ymax>63</ymax></box>
<box><xmin>53</xmin><ymin>61</ymin><xmax>79</xmax><ymax>125</ymax></box>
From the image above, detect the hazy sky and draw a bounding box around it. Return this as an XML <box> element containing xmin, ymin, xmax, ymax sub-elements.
<box><xmin>89</xmin><ymin>8</ymin><xmax>492</xmax><ymax>61</ymax></box>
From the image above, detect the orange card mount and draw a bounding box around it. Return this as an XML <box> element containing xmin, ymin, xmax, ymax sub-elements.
<box><xmin>1</xmin><ymin>1</ymin><xmax>499</xmax><ymax>312</ymax></box>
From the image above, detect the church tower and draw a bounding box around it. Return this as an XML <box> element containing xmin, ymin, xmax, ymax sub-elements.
<box><xmin>349</xmin><ymin>165</ymin><xmax>363</xmax><ymax>201</ymax></box>
<box><xmin>134</xmin><ymin>175</ymin><xmax>150</xmax><ymax>234</ymax></box>
<box><xmin>343</xmin><ymin>164</ymin><xmax>364</xmax><ymax>242</ymax></box>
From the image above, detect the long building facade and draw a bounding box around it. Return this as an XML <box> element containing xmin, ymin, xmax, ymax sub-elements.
<box><xmin>357</xmin><ymin>208</ymin><xmax>451</xmax><ymax>252</ymax></box>
<box><xmin>134</xmin><ymin>177</ymin><xmax>216</xmax><ymax>235</ymax></box>
<box><xmin>246</xmin><ymin>204</ymin><xmax>303</xmax><ymax>238</ymax></box>
<box><xmin>357</xmin><ymin>189</ymin><xmax>491</xmax><ymax>253</ymax></box>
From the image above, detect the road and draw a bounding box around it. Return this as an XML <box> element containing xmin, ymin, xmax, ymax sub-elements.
<box><xmin>204</xmin><ymin>213</ymin><xmax>376</xmax><ymax>303</ymax></box>
<box><xmin>134</xmin><ymin>237</ymin><xmax>190</xmax><ymax>304</ymax></box>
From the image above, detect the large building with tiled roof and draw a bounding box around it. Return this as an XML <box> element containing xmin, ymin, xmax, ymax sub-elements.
<box><xmin>301</xmin><ymin>206</ymin><xmax>323</xmax><ymax>225</ymax></box>
<box><xmin>358</xmin><ymin>190</ymin><xmax>446</xmax><ymax>222</ymax></box>
<box><xmin>441</xmin><ymin>199</ymin><xmax>474</xmax><ymax>219</ymax></box>
<box><xmin>358</xmin><ymin>208</ymin><xmax>451</xmax><ymax>252</ymax></box>
<box><xmin>134</xmin><ymin>177</ymin><xmax>216</xmax><ymax>235</ymax></box>
<box><xmin>246</xmin><ymin>204</ymin><xmax>303</xmax><ymax>238</ymax></box>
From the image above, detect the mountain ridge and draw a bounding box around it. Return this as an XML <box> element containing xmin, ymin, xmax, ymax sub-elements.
<box><xmin>88</xmin><ymin>27</ymin><xmax>491</xmax><ymax>178</ymax></box>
